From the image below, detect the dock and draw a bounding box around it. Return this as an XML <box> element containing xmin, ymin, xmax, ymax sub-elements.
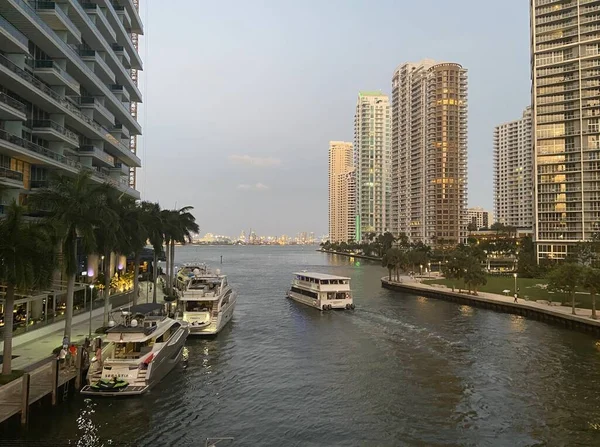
<box><xmin>382</xmin><ymin>277</ymin><xmax>600</xmax><ymax>336</ymax></box>
<box><xmin>0</xmin><ymin>358</ymin><xmax>80</xmax><ymax>426</ymax></box>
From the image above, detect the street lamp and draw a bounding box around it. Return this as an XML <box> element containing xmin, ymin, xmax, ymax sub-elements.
<box><xmin>419</xmin><ymin>264</ymin><xmax>423</xmax><ymax>276</ymax></box>
<box><xmin>427</xmin><ymin>262</ymin><xmax>431</xmax><ymax>277</ymax></box>
<box><xmin>89</xmin><ymin>284</ymin><xmax>95</xmax><ymax>339</ymax></box>
<box><xmin>513</xmin><ymin>273</ymin><xmax>518</xmax><ymax>298</ymax></box>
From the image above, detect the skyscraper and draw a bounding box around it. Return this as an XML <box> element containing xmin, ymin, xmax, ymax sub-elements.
<box><xmin>328</xmin><ymin>141</ymin><xmax>355</xmax><ymax>243</ymax></box>
<box><xmin>494</xmin><ymin>107</ymin><xmax>533</xmax><ymax>229</ymax></box>
<box><xmin>467</xmin><ymin>207</ymin><xmax>492</xmax><ymax>230</ymax></box>
<box><xmin>531</xmin><ymin>1</ymin><xmax>600</xmax><ymax>260</ymax></box>
<box><xmin>0</xmin><ymin>1</ymin><xmax>143</xmax><ymax>208</ymax></box>
<box><xmin>353</xmin><ymin>91</ymin><xmax>391</xmax><ymax>241</ymax></box>
<box><xmin>391</xmin><ymin>60</ymin><xmax>468</xmax><ymax>246</ymax></box>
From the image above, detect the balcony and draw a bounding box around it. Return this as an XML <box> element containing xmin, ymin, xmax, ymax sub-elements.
<box><xmin>111</xmin><ymin>162</ymin><xmax>130</xmax><ymax>175</ymax></box>
<box><xmin>110</xmin><ymin>83</ymin><xmax>130</xmax><ymax>102</ymax></box>
<box><xmin>33</xmin><ymin>1</ymin><xmax>82</xmax><ymax>44</ymax></box>
<box><xmin>0</xmin><ymin>14</ymin><xmax>29</xmax><ymax>53</ymax></box>
<box><xmin>0</xmin><ymin>166</ymin><xmax>24</xmax><ymax>188</ymax></box>
<box><xmin>78</xmin><ymin>96</ymin><xmax>115</xmax><ymax>128</ymax></box>
<box><xmin>80</xmin><ymin>2</ymin><xmax>117</xmax><ymax>43</ymax></box>
<box><xmin>102</xmin><ymin>1</ymin><xmax>143</xmax><ymax>69</ymax></box>
<box><xmin>111</xmin><ymin>43</ymin><xmax>131</xmax><ymax>68</ymax></box>
<box><xmin>0</xmin><ymin>128</ymin><xmax>82</xmax><ymax>173</ymax></box>
<box><xmin>0</xmin><ymin>92</ymin><xmax>26</xmax><ymax>121</ymax></box>
<box><xmin>111</xmin><ymin>122</ymin><xmax>130</xmax><ymax>139</ymax></box>
<box><xmin>78</xmin><ymin>145</ymin><xmax>115</xmax><ymax>167</ymax></box>
<box><xmin>32</xmin><ymin>59</ymin><xmax>80</xmax><ymax>95</ymax></box>
<box><xmin>26</xmin><ymin>119</ymin><xmax>80</xmax><ymax>147</ymax></box>
<box><xmin>78</xmin><ymin>49</ymin><xmax>116</xmax><ymax>84</ymax></box>
<box><xmin>0</xmin><ymin>54</ymin><xmax>140</xmax><ymax>167</ymax></box>
<box><xmin>113</xmin><ymin>4</ymin><xmax>131</xmax><ymax>30</ymax></box>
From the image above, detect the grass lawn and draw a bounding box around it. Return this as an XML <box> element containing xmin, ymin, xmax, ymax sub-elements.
<box><xmin>423</xmin><ymin>275</ymin><xmax>598</xmax><ymax>310</ymax></box>
<box><xmin>0</xmin><ymin>369</ymin><xmax>24</xmax><ymax>386</ymax></box>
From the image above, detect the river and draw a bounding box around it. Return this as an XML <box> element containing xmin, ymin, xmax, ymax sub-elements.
<box><xmin>3</xmin><ymin>245</ymin><xmax>600</xmax><ymax>446</ymax></box>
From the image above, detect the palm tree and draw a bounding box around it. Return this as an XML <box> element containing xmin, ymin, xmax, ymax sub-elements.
<box><xmin>93</xmin><ymin>187</ymin><xmax>121</xmax><ymax>325</ymax></box>
<box><xmin>28</xmin><ymin>172</ymin><xmax>105</xmax><ymax>340</ymax></box>
<box><xmin>141</xmin><ymin>202</ymin><xmax>163</xmax><ymax>303</ymax></box>
<box><xmin>160</xmin><ymin>209</ymin><xmax>178</xmax><ymax>295</ymax></box>
<box><xmin>119</xmin><ymin>199</ymin><xmax>147</xmax><ymax>305</ymax></box>
<box><xmin>0</xmin><ymin>202</ymin><xmax>55</xmax><ymax>375</ymax></box>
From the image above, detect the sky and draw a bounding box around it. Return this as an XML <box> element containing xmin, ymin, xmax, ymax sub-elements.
<box><xmin>135</xmin><ymin>0</ymin><xmax>531</xmax><ymax>237</ymax></box>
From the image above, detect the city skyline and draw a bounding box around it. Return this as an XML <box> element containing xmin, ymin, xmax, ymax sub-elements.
<box><xmin>134</xmin><ymin>0</ymin><xmax>530</xmax><ymax>236</ymax></box>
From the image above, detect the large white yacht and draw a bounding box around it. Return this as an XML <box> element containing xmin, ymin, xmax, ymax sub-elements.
<box><xmin>287</xmin><ymin>272</ymin><xmax>355</xmax><ymax>311</ymax></box>
<box><xmin>174</xmin><ymin>263</ymin><xmax>236</xmax><ymax>335</ymax></box>
<box><xmin>81</xmin><ymin>303</ymin><xmax>189</xmax><ymax>396</ymax></box>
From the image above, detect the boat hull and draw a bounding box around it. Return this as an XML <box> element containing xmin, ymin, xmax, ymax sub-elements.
<box><xmin>81</xmin><ymin>326</ymin><xmax>189</xmax><ymax>397</ymax></box>
<box><xmin>188</xmin><ymin>295</ymin><xmax>236</xmax><ymax>335</ymax></box>
<box><xmin>287</xmin><ymin>291</ymin><xmax>353</xmax><ymax>310</ymax></box>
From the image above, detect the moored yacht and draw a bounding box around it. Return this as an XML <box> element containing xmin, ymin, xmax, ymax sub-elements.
<box><xmin>174</xmin><ymin>264</ymin><xmax>236</xmax><ymax>335</ymax></box>
<box><xmin>287</xmin><ymin>272</ymin><xmax>355</xmax><ymax>311</ymax></box>
<box><xmin>81</xmin><ymin>303</ymin><xmax>189</xmax><ymax>396</ymax></box>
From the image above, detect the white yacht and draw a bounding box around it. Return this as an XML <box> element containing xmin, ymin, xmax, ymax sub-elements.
<box><xmin>174</xmin><ymin>263</ymin><xmax>236</xmax><ymax>335</ymax></box>
<box><xmin>81</xmin><ymin>303</ymin><xmax>189</xmax><ymax>396</ymax></box>
<box><xmin>287</xmin><ymin>272</ymin><xmax>355</xmax><ymax>311</ymax></box>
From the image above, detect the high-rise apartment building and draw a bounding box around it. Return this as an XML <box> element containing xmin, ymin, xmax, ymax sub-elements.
<box><xmin>467</xmin><ymin>207</ymin><xmax>492</xmax><ymax>229</ymax></box>
<box><xmin>0</xmin><ymin>1</ymin><xmax>143</xmax><ymax>212</ymax></box>
<box><xmin>494</xmin><ymin>107</ymin><xmax>533</xmax><ymax>229</ymax></box>
<box><xmin>353</xmin><ymin>91</ymin><xmax>391</xmax><ymax>241</ymax></box>
<box><xmin>391</xmin><ymin>60</ymin><xmax>468</xmax><ymax>246</ymax></box>
<box><xmin>328</xmin><ymin>141</ymin><xmax>356</xmax><ymax>243</ymax></box>
<box><xmin>531</xmin><ymin>1</ymin><xmax>600</xmax><ymax>260</ymax></box>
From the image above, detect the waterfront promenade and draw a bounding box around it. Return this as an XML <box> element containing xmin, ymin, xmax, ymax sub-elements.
<box><xmin>383</xmin><ymin>275</ymin><xmax>600</xmax><ymax>335</ymax></box>
<box><xmin>318</xmin><ymin>249</ymin><xmax>382</xmax><ymax>261</ymax></box>
<box><xmin>0</xmin><ymin>281</ymin><xmax>164</xmax><ymax>374</ymax></box>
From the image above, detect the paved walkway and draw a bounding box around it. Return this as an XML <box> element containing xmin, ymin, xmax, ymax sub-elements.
<box><xmin>1</xmin><ymin>281</ymin><xmax>167</xmax><ymax>372</ymax></box>
<box><xmin>386</xmin><ymin>275</ymin><xmax>600</xmax><ymax>326</ymax></box>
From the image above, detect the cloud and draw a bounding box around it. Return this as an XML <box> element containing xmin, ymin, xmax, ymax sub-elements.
<box><xmin>237</xmin><ymin>183</ymin><xmax>269</xmax><ymax>191</ymax></box>
<box><xmin>228</xmin><ymin>154</ymin><xmax>281</xmax><ymax>167</ymax></box>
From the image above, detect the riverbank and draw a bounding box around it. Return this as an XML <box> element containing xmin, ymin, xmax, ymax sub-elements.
<box><xmin>382</xmin><ymin>276</ymin><xmax>600</xmax><ymax>336</ymax></box>
<box><xmin>318</xmin><ymin>249</ymin><xmax>382</xmax><ymax>262</ymax></box>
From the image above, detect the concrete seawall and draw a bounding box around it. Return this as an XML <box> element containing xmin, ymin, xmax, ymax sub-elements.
<box><xmin>318</xmin><ymin>249</ymin><xmax>382</xmax><ymax>262</ymax></box>
<box><xmin>381</xmin><ymin>277</ymin><xmax>600</xmax><ymax>337</ymax></box>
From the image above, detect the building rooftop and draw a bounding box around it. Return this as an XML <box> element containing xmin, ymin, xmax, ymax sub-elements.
<box><xmin>294</xmin><ymin>272</ymin><xmax>351</xmax><ymax>280</ymax></box>
<box><xmin>358</xmin><ymin>91</ymin><xmax>385</xmax><ymax>97</ymax></box>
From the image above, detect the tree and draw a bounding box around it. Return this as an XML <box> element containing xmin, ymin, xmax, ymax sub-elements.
<box><xmin>582</xmin><ymin>267</ymin><xmax>600</xmax><ymax>319</ymax></box>
<box><xmin>463</xmin><ymin>258</ymin><xmax>487</xmax><ymax>295</ymax></box>
<box><xmin>547</xmin><ymin>263</ymin><xmax>584</xmax><ymax>315</ymax></box>
<box><xmin>517</xmin><ymin>236</ymin><xmax>537</xmax><ymax>278</ymax></box>
<box><xmin>93</xmin><ymin>187</ymin><xmax>121</xmax><ymax>325</ymax></box>
<box><xmin>0</xmin><ymin>202</ymin><xmax>55</xmax><ymax>375</ymax></box>
<box><xmin>141</xmin><ymin>202</ymin><xmax>163</xmax><ymax>303</ymax></box>
<box><xmin>467</xmin><ymin>222</ymin><xmax>478</xmax><ymax>232</ymax></box>
<box><xmin>29</xmin><ymin>172</ymin><xmax>105</xmax><ymax>341</ymax></box>
<box><xmin>119</xmin><ymin>199</ymin><xmax>148</xmax><ymax>305</ymax></box>
<box><xmin>382</xmin><ymin>248</ymin><xmax>399</xmax><ymax>280</ymax></box>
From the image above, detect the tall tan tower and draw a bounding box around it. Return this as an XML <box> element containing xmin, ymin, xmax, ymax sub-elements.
<box><xmin>328</xmin><ymin>141</ymin><xmax>356</xmax><ymax>243</ymax></box>
<box><xmin>531</xmin><ymin>1</ymin><xmax>600</xmax><ymax>260</ymax></box>
<box><xmin>391</xmin><ymin>60</ymin><xmax>468</xmax><ymax>246</ymax></box>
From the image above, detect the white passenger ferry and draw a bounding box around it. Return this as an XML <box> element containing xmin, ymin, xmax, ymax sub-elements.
<box><xmin>286</xmin><ymin>272</ymin><xmax>355</xmax><ymax>311</ymax></box>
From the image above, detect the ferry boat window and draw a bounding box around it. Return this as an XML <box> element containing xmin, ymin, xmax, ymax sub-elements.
<box><xmin>291</xmin><ymin>286</ymin><xmax>318</xmax><ymax>299</ymax></box>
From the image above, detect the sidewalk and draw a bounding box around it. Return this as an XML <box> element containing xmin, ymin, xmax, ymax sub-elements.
<box><xmin>385</xmin><ymin>275</ymin><xmax>600</xmax><ymax>326</ymax></box>
<box><xmin>1</xmin><ymin>281</ymin><xmax>167</xmax><ymax>372</ymax></box>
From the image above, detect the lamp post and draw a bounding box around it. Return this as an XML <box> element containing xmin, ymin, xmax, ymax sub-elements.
<box><xmin>427</xmin><ymin>262</ymin><xmax>431</xmax><ymax>278</ymax></box>
<box><xmin>513</xmin><ymin>273</ymin><xmax>518</xmax><ymax>298</ymax></box>
<box><xmin>419</xmin><ymin>264</ymin><xmax>423</xmax><ymax>276</ymax></box>
<box><xmin>89</xmin><ymin>284</ymin><xmax>95</xmax><ymax>339</ymax></box>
